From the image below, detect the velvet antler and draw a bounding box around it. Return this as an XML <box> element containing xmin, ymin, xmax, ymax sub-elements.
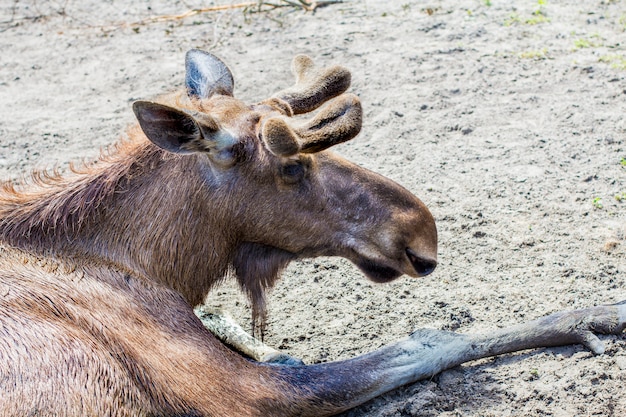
<box><xmin>271</xmin><ymin>55</ymin><xmax>352</xmax><ymax>115</ymax></box>
<box><xmin>262</xmin><ymin>93</ymin><xmax>362</xmax><ymax>157</ymax></box>
<box><xmin>260</xmin><ymin>56</ymin><xmax>362</xmax><ymax>157</ymax></box>
<box><xmin>295</xmin><ymin>93</ymin><xmax>362</xmax><ymax>153</ymax></box>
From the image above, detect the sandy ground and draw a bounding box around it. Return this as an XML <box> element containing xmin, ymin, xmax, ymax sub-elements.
<box><xmin>1</xmin><ymin>0</ymin><xmax>626</xmax><ymax>415</ymax></box>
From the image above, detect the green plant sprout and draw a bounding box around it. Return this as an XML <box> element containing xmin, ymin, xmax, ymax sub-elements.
<box><xmin>592</xmin><ymin>197</ymin><xmax>604</xmax><ymax>209</ymax></box>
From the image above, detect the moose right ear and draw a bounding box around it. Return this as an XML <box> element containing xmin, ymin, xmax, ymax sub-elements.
<box><xmin>132</xmin><ymin>101</ymin><xmax>237</xmax><ymax>162</ymax></box>
<box><xmin>186</xmin><ymin>49</ymin><xmax>235</xmax><ymax>99</ymax></box>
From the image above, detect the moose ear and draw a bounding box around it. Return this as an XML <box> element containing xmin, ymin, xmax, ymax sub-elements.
<box><xmin>186</xmin><ymin>49</ymin><xmax>234</xmax><ymax>99</ymax></box>
<box><xmin>132</xmin><ymin>101</ymin><xmax>237</xmax><ymax>163</ymax></box>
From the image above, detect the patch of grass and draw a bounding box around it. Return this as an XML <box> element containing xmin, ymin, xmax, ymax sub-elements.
<box><xmin>504</xmin><ymin>0</ymin><xmax>550</xmax><ymax>26</ymax></box>
<box><xmin>528</xmin><ymin>0</ymin><xmax>550</xmax><ymax>24</ymax></box>
<box><xmin>504</xmin><ymin>12</ymin><xmax>521</xmax><ymax>26</ymax></box>
<box><xmin>621</xmin><ymin>157</ymin><xmax>626</xmax><ymax>166</ymax></box>
<box><xmin>518</xmin><ymin>48</ymin><xmax>549</xmax><ymax>59</ymax></box>
<box><xmin>619</xmin><ymin>14</ymin><xmax>626</xmax><ymax>31</ymax></box>
<box><xmin>574</xmin><ymin>38</ymin><xmax>591</xmax><ymax>48</ymax></box>
<box><xmin>526</xmin><ymin>13</ymin><xmax>550</xmax><ymax>25</ymax></box>
<box><xmin>600</xmin><ymin>54</ymin><xmax>626</xmax><ymax>70</ymax></box>
<box><xmin>573</xmin><ymin>34</ymin><xmax>603</xmax><ymax>50</ymax></box>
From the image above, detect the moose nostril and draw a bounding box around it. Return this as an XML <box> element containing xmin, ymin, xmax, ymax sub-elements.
<box><xmin>406</xmin><ymin>248</ymin><xmax>437</xmax><ymax>276</ymax></box>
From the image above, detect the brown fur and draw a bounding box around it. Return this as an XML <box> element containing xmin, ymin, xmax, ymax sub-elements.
<box><xmin>0</xmin><ymin>53</ymin><xmax>438</xmax><ymax>416</ymax></box>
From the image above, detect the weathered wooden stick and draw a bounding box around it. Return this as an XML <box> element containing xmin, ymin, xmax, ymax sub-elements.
<box><xmin>195</xmin><ymin>306</ymin><xmax>304</xmax><ymax>366</ymax></box>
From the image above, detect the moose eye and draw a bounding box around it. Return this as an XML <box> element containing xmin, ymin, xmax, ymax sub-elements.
<box><xmin>280</xmin><ymin>161</ymin><xmax>305</xmax><ymax>183</ymax></box>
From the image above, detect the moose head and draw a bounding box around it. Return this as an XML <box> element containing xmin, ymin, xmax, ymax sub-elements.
<box><xmin>132</xmin><ymin>50</ymin><xmax>437</xmax><ymax>329</ymax></box>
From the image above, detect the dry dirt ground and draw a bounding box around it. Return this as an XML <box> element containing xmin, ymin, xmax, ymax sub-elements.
<box><xmin>1</xmin><ymin>0</ymin><xmax>626</xmax><ymax>416</ymax></box>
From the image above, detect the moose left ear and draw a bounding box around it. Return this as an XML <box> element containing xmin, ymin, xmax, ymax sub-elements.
<box><xmin>186</xmin><ymin>49</ymin><xmax>235</xmax><ymax>99</ymax></box>
<box><xmin>132</xmin><ymin>101</ymin><xmax>237</xmax><ymax>165</ymax></box>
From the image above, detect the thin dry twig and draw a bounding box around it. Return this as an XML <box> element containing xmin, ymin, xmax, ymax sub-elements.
<box><xmin>0</xmin><ymin>0</ymin><xmax>53</xmax><ymax>32</ymax></box>
<box><xmin>127</xmin><ymin>3</ymin><xmax>256</xmax><ymax>27</ymax></box>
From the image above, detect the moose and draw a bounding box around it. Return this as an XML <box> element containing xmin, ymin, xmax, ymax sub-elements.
<box><xmin>0</xmin><ymin>50</ymin><xmax>624</xmax><ymax>416</ymax></box>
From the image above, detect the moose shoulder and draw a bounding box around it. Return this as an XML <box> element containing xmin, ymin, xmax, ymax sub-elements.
<box><xmin>0</xmin><ymin>50</ymin><xmax>623</xmax><ymax>417</ymax></box>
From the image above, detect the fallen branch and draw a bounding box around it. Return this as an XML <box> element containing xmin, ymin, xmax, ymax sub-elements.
<box><xmin>97</xmin><ymin>0</ymin><xmax>343</xmax><ymax>32</ymax></box>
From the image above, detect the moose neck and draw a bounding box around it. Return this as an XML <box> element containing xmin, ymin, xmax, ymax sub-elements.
<box><xmin>0</xmin><ymin>136</ymin><xmax>234</xmax><ymax>305</ymax></box>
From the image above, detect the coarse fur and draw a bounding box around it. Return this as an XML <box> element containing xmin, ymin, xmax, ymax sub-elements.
<box><xmin>2</xmin><ymin>51</ymin><xmax>623</xmax><ymax>417</ymax></box>
<box><xmin>0</xmin><ymin>51</ymin><xmax>438</xmax><ymax>416</ymax></box>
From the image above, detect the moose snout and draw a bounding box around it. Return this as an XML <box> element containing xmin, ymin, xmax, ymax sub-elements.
<box><xmin>406</xmin><ymin>248</ymin><xmax>437</xmax><ymax>277</ymax></box>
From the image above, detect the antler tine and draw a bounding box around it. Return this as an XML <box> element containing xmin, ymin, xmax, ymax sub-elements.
<box><xmin>271</xmin><ymin>55</ymin><xmax>352</xmax><ymax>115</ymax></box>
<box><xmin>296</xmin><ymin>93</ymin><xmax>362</xmax><ymax>153</ymax></box>
<box><xmin>262</xmin><ymin>93</ymin><xmax>362</xmax><ymax>157</ymax></box>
